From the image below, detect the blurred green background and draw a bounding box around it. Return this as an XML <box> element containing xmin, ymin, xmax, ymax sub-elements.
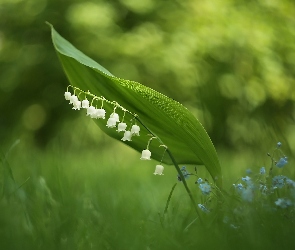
<box><xmin>1</xmin><ymin>0</ymin><xmax>295</xmax><ymax>249</ymax></box>
<box><xmin>1</xmin><ymin>0</ymin><xmax>295</xmax><ymax>154</ymax></box>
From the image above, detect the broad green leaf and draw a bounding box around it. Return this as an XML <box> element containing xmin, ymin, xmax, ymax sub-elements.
<box><xmin>48</xmin><ymin>24</ymin><xmax>222</xmax><ymax>187</ymax></box>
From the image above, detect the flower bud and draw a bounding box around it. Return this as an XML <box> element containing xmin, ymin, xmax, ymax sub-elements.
<box><xmin>153</xmin><ymin>165</ymin><xmax>164</xmax><ymax>175</ymax></box>
<box><xmin>140</xmin><ymin>149</ymin><xmax>151</xmax><ymax>160</ymax></box>
<box><xmin>121</xmin><ymin>131</ymin><xmax>132</xmax><ymax>141</ymax></box>
<box><xmin>110</xmin><ymin>112</ymin><xmax>120</xmax><ymax>123</ymax></box>
<box><xmin>131</xmin><ymin>125</ymin><xmax>140</xmax><ymax>136</ymax></box>
<box><xmin>70</xmin><ymin>95</ymin><xmax>78</xmax><ymax>104</ymax></box>
<box><xmin>117</xmin><ymin>122</ymin><xmax>127</xmax><ymax>132</ymax></box>
<box><xmin>95</xmin><ymin>108</ymin><xmax>106</xmax><ymax>119</ymax></box>
<box><xmin>107</xmin><ymin>117</ymin><xmax>117</xmax><ymax>128</ymax></box>
<box><xmin>72</xmin><ymin>100</ymin><xmax>81</xmax><ymax>110</ymax></box>
<box><xmin>87</xmin><ymin>106</ymin><xmax>96</xmax><ymax>117</ymax></box>
<box><xmin>64</xmin><ymin>91</ymin><xmax>71</xmax><ymax>100</ymax></box>
<box><xmin>82</xmin><ymin>99</ymin><xmax>89</xmax><ymax>108</ymax></box>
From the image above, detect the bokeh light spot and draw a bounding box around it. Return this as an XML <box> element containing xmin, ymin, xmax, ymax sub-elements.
<box><xmin>22</xmin><ymin>104</ymin><xmax>47</xmax><ymax>131</ymax></box>
<box><xmin>66</xmin><ymin>2</ymin><xmax>116</xmax><ymax>29</ymax></box>
<box><xmin>218</xmin><ymin>74</ymin><xmax>242</xmax><ymax>99</ymax></box>
<box><xmin>119</xmin><ymin>0</ymin><xmax>155</xmax><ymax>14</ymax></box>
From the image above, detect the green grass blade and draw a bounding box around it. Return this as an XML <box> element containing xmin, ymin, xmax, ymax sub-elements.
<box><xmin>48</xmin><ymin>23</ymin><xmax>222</xmax><ymax>187</ymax></box>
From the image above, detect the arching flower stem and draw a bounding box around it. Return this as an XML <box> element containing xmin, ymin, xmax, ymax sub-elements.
<box><xmin>146</xmin><ymin>136</ymin><xmax>157</xmax><ymax>150</ymax></box>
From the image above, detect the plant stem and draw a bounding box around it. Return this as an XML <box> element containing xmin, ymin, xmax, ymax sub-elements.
<box><xmin>164</xmin><ymin>183</ymin><xmax>177</xmax><ymax>215</ymax></box>
<box><xmin>135</xmin><ymin>116</ymin><xmax>203</xmax><ymax>222</ymax></box>
<box><xmin>166</xmin><ymin>148</ymin><xmax>203</xmax><ymax>221</ymax></box>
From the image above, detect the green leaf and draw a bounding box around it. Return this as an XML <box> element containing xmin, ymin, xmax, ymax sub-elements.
<box><xmin>48</xmin><ymin>23</ymin><xmax>222</xmax><ymax>187</ymax></box>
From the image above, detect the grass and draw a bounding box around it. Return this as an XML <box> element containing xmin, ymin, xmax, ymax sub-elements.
<box><xmin>1</xmin><ymin>125</ymin><xmax>295</xmax><ymax>249</ymax></box>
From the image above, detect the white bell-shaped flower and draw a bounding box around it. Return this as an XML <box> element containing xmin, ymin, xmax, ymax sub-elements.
<box><xmin>69</xmin><ymin>95</ymin><xmax>78</xmax><ymax>104</ymax></box>
<box><xmin>121</xmin><ymin>131</ymin><xmax>132</xmax><ymax>141</ymax></box>
<box><xmin>72</xmin><ymin>100</ymin><xmax>81</xmax><ymax>110</ymax></box>
<box><xmin>86</xmin><ymin>106</ymin><xmax>96</xmax><ymax>117</ymax></box>
<box><xmin>90</xmin><ymin>111</ymin><xmax>98</xmax><ymax>118</ymax></box>
<box><xmin>140</xmin><ymin>149</ymin><xmax>151</xmax><ymax>160</ymax></box>
<box><xmin>117</xmin><ymin>122</ymin><xmax>127</xmax><ymax>132</ymax></box>
<box><xmin>154</xmin><ymin>165</ymin><xmax>164</xmax><ymax>175</ymax></box>
<box><xmin>64</xmin><ymin>91</ymin><xmax>71</xmax><ymax>100</ymax></box>
<box><xmin>82</xmin><ymin>99</ymin><xmax>89</xmax><ymax>108</ymax></box>
<box><xmin>110</xmin><ymin>112</ymin><xmax>120</xmax><ymax>123</ymax></box>
<box><xmin>95</xmin><ymin>108</ymin><xmax>106</xmax><ymax>119</ymax></box>
<box><xmin>131</xmin><ymin>125</ymin><xmax>140</xmax><ymax>136</ymax></box>
<box><xmin>107</xmin><ymin>117</ymin><xmax>117</xmax><ymax>128</ymax></box>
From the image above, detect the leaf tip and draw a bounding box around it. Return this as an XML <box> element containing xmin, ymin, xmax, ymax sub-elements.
<box><xmin>45</xmin><ymin>21</ymin><xmax>53</xmax><ymax>29</ymax></box>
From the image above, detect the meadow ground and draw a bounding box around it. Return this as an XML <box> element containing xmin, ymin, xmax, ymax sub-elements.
<box><xmin>1</xmin><ymin>126</ymin><xmax>295</xmax><ymax>250</ymax></box>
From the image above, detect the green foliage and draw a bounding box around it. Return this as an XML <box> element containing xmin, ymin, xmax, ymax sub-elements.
<box><xmin>1</xmin><ymin>140</ymin><xmax>295</xmax><ymax>250</ymax></box>
<box><xmin>48</xmin><ymin>24</ymin><xmax>222</xmax><ymax>186</ymax></box>
<box><xmin>1</xmin><ymin>0</ymin><xmax>295</xmax><ymax>153</ymax></box>
<box><xmin>1</xmin><ymin>0</ymin><xmax>295</xmax><ymax>247</ymax></box>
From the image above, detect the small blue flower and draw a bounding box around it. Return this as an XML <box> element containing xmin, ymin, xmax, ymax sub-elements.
<box><xmin>233</xmin><ymin>183</ymin><xmax>244</xmax><ymax>190</ymax></box>
<box><xmin>199</xmin><ymin>182</ymin><xmax>211</xmax><ymax>195</ymax></box>
<box><xmin>260</xmin><ymin>184</ymin><xmax>268</xmax><ymax>195</ymax></box>
<box><xmin>275</xmin><ymin>198</ymin><xmax>292</xmax><ymax>208</ymax></box>
<box><xmin>272</xmin><ymin>175</ymin><xmax>286</xmax><ymax>189</ymax></box>
<box><xmin>277</xmin><ymin>142</ymin><xmax>282</xmax><ymax>148</ymax></box>
<box><xmin>242</xmin><ymin>176</ymin><xmax>251</xmax><ymax>182</ymax></box>
<box><xmin>234</xmin><ymin>179</ymin><xmax>255</xmax><ymax>202</ymax></box>
<box><xmin>246</xmin><ymin>169</ymin><xmax>252</xmax><ymax>175</ymax></box>
<box><xmin>286</xmin><ymin>179</ymin><xmax>295</xmax><ymax>188</ymax></box>
<box><xmin>198</xmin><ymin>204</ymin><xmax>210</xmax><ymax>213</ymax></box>
<box><xmin>276</xmin><ymin>157</ymin><xmax>288</xmax><ymax>168</ymax></box>
<box><xmin>241</xmin><ymin>187</ymin><xmax>253</xmax><ymax>202</ymax></box>
<box><xmin>196</xmin><ymin>177</ymin><xmax>203</xmax><ymax>184</ymax></box>
<box><xmin>260</xmin><ymin>167</ymin><xmax>266</xmax><ymax>175</ymax></box>
<box><xmin>177</xmin><ymin>166</ymin><xmax>190</xmax><ymax>181</ymax></box>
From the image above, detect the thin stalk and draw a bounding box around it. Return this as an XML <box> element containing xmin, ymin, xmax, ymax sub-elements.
<box><xmin>164</xmin><ymin>183</ymin><xmax>177</xmax><ymax>215</ymax></box>
<box><xmin>135</xmin><ymin>116</ymin><xmax>203</xmax><ymax>222</ymax></box>
<box><xmin>166</xmin><ymin>148</ymin><xmax>203</xmax><ymax>222</ymax></box>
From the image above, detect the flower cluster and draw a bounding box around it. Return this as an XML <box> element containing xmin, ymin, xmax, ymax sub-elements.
<box><xmin>270</xmin><ymin>141</ymin><xmax>289</xmax><ymax>169</ymax></box>
<box><xmin>65</xmin><ymin>86</ymin><xmax>166</xmax><ymax>176</ymax></box>
<box><xmin>221</xmin><ymin>143</ymin><xmax>294</xmax><ymax>230</ymax></box>
<box><xmin>65</xmin><ymin>88</ymin><xmax>141</xmax><ymax>143</ymax></box>
<box><xmin>234</xmin><ymin>142</ymin><xmax>292</xmax><ymax>196</ymax></box>
<box><xmin>275</xmin><ymin>198</ymin><xmax>293</xmax><ymax>208</ymax></box>
<box><xmin>232</xmin><ymin>142</ymin><xmax>294</xmax><ymax>208</ymax></box>
<box><xmin>276</xmin><ymin>157</ymin><xmax>288</xmax><ymax>168</ymax></box>
<box><xmin>272</xmin><ymin>175</ymin><xmax>287</xmax><ymax>189</ymax></box>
